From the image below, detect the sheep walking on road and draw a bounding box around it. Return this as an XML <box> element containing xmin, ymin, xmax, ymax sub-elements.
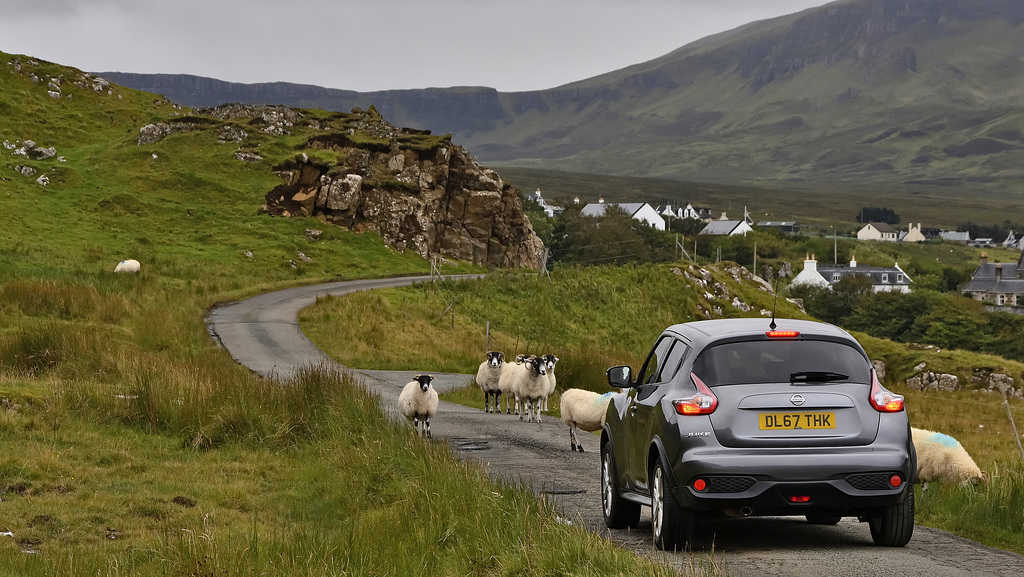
<box><xmin>476</xmin><ymin>351</ymin><xmax>505</xmax><ymax>413</ymax></box>
<box><xmin>513</xmin><ymin>356</ymin><xmax>548</xmax><ymax>423</ymax></box>
<box><xmin>497</xmin><ymin>354</ymin><xmax>528</xmax><ymax>414</ymax></box>
<box><xmin>911</xmin><ymin>427</ymin><xmax>988</xmax><ymax>489</ymax></box>
<box><xmin>399</xmin><ymin>374</ymin><xmax>438</xmax><ymax>438</ymax></box>
<box><xmin>559</xmin><ymin>389</ymin><xmax>614</xmax><ymax>452</ymax></box>
<box><xmin>114</xmin><ymin>259</ymin><xmax>140</xmax><ymax>273</ymax></box>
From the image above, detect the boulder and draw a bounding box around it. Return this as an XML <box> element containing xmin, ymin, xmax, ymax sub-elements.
<box><xmin>906</xmin><ymin>371</ymin><xmax>959</xmax><ymax>392</ymax></box>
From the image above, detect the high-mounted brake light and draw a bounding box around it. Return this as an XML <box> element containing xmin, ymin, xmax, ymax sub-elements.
<box><xmin>766</xmin><ymin>330</ymin><xmax>800</xmax><ymax>339</ymax></box>
<box><xmin>674</xmin><ymin>373</ymin><xmax>719</xmax><ymax>415</ymax></box>
<box><xmin>869</xmin><ymin>371</ymin><xmax>904</xmax><ymax>412</ymax></box>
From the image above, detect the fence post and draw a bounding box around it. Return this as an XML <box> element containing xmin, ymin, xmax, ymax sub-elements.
<box><xmin>1005</xmin><ymin>400</ymin><xmax>1024</xmax><ymax>463</ymax></box>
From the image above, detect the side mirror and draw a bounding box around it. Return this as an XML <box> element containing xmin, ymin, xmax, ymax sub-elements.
<box><xmin>607</xmin><ymin>365</ymin><xmax>633</xmax><ymax>388</ymax></box>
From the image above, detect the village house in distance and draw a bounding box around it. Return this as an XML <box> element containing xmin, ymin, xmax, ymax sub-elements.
<box><xmin>962</xmin><ymin>252</ymin><xmax>1024</xmax><ymax>307</ymax></box>
<box><xmin>791</xmin><ymin>254</ymin><xmax>912</xmax><ymax>293</ymax></box>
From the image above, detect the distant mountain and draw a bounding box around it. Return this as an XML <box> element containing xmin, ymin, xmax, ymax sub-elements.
<box><xmin>102</xmin><ymin>0</ymin><xmax>1024</xmax><ymax>196</ymax></box>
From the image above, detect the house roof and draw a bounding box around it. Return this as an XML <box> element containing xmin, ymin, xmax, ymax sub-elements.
<box><xmin>816</xmin><ymin>263</ymin><xmax>912</xmax><ymax>285</ymax></box>
<box><xmin>963</xmin><ymin>259</ymin><xmax>1024</xmax><ymax>295</ymax></box>
<box><xmin>940</xmin><ymin>231</ymin><xmax>971</xmax><ymax>242</ymax></box>
<box><xmin>580</xmin><ymin>202</ymin><xmax>648</xmax><ymax>218</ymax></box>
<box><xmin>698</xmin><ymin>220</ymin><xmax>745</xmax><ymax>235</ymax></box>
<box><xmin>866</xmin><ymin>222</ymin><xmax>897</xmax><ymax>233</ymax></box>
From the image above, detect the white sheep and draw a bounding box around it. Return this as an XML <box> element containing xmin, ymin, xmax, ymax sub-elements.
<box><xmin>398</xmin><ymin>374</ymin><xmax>438</xmax><ymax>438</ymax></box>
<box><xmin>911</xmin><ymin>427</ymin><xmax>988</xmax><ymax>489</ymax></box>
<box><xmin>475</xmin><ymin>351</ymin><xmax>505</xmax><ymax>413</ymax></box>
<box><xmin>512</xmin><ymin>356</ymin><xmax>548</xmax><ymax>423</ymax></box>
<box><xmin>113</xmin><ymin>259</ymin><xmax>140</xmax><ymax>273</ymax></box>
<box><xmin>559</xmin><ymin>389</ymin><xmax>615</xmax><ymax>452</ymax></box>
<box><xmin>540</xmin><ymin>354</ymin><xmax>559</xmax><ymax>412</ymax></box>
<box><xmin>497</xmin><ymin>354</ymin><xmax>528</xmax><ymax>414</ymax></box>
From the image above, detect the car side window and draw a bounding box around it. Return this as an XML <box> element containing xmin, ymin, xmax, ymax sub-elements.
<box><xmin>656</xmin><ymin>341</ymin><xmax>689</xmax><ymax>383</ymax></box>
<box><xmin>638</xmin><ymin>336</ymin><xmax>674</xmax><ymax>385</ymax></box>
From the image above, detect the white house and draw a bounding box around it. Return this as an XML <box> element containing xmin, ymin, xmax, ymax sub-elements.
<box><xmin>580</xmin><ymin>202</ymin><xmax>666</xmax><ymax>230</ymax></box>
<box><xmin>529</xmin><ymin>189</ymin><xmax>563</xmax><ymax>218</ymax></box>
<box><xmin>857</xmin><ymin>222</ymin><xmax>899</xmax><ymax>242</ymax></box>
<box><xmin>902</xmin><ymin>223</ymin><xmax>926</xmax><ymax>243</ymax></box>
<box><xmin>681</xmin><ymin>203</ymin><xmax>713</xmax><ymax>221</ymax></box>
<box><xmin>791</xmin><ymin>254</ymin><xmax>912</xmax><ymax>293</ymax></box>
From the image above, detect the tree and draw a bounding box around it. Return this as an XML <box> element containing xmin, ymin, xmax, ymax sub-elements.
<box><xmin>856</xmin><ymin>207</ymin><xmax>900</xmax><ymax>224</ymax></box>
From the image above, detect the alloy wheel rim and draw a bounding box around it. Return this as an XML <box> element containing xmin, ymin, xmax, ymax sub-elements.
<box><xmin>652</xmin><ymin>468</ymin><xmax>664</xmax><ymax>539</ymax></box>
<box><xmin>602</xmin><ymin>454</ymin><xmax>613</xmax><ymax>516</ymax></box>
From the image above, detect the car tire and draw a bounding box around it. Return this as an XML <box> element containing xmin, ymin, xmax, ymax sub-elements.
<box><xmin>869</xmin><ymin>487</ymin><xmax>915</xmax><ymax>547</ymax></box>
<box><xmin>652</xmin><ymin>460</ymin><xmax>701</xmax><ymax>551</ymax></box>
<box><xmin>601</xmin><ymin>443</ymin><xmax>641</xmax><ymax>529</ymax></box>
<box><xmin>806</xmin><ymin>514</ymin><xmax>842</xmax><ymax>525</ymax></box>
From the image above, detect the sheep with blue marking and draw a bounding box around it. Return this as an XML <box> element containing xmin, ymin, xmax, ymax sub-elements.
<box><xmin>911</xmin><ymin>427</ymin><xmax>988</xmax><ymax>489</ymax></box>
<box><xmin>398</xmin><ymin>374</ymin><xmax>438</xmax><ymax>438</ymax></box>
<box><xmin>114</xmin><ymin>259</ymin><xmax>140</xmax><ymax>273</ymax></box>
<box><xmin>559</xmin><ymin>389</ymin><xmax>615</xmax><ymax>452</ymax></box>
<box><xmin>475</xmin><ymin>351</ymin><xmax>505</xmax><ymax>413</ymax></box>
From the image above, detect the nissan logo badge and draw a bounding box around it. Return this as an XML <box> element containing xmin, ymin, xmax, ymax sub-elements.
<box><xmin>790</xmin><ymin>394</ymin><xmax>806</xmax><ymax>406</ymax></box>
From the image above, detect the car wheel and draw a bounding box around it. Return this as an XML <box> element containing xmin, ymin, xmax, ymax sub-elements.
<box><xmin>651</xmin><ymin>460</ymin><xmax>696</xmax><ymax>551</ymax></box>
<box><xmin>601</xmin><ymin>443</ymin><xmax>641</xmax><ymax>529</ymax></box>
<box><xmin>806</xmin><ymin>514</ymin><xmax>842</xmax><ymax>525</ymax></box>
<box><xmin>869</xmin><ymin>487</ymin><xmax>915</xmax><ymax>547</ymax></box>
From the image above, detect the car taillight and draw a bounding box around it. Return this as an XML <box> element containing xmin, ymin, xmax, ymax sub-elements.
<box><xmin>766</xmin><ymin>330</ymin><xmax>800</xmax><ymax>338</ymax></box>
<box><xmin>674</xmin><ymin>373</ymin><xmax>718</xmax><ymax>415</ymax></box>
<box><xmin>869</xmin><ymin>371</ymin><xmax>904</xmax><ymax>412</ymax></box>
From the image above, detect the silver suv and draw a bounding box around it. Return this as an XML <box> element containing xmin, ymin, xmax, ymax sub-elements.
<box><xmin>600</xmin><ymin>318</ymin><xmax>915</xmax><ymax>550</ymax></box>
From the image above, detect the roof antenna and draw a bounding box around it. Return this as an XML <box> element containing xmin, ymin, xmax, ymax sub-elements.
<box><xmin>769</xmin><ymin>280</ymin><xmax>780</xmax><ymax>331</ymax></box>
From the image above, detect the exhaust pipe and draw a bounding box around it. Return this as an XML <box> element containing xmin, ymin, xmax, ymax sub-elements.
<box><xmin>725</xmin><ymin>507</ymin><xmax>754</xmax><ymax>517</ymax></box>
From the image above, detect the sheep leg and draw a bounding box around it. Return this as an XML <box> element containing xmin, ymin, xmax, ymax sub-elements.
<box><xmin>569</xmin><ymin>425</ymin><xmax>578</xmax><ymax>451</ymax></box>
<box><xmin>425</xmin><ymin>416</ymin><xmax>432</xmax><ymax>439</ymax></box>
<box><xmin>413</xmin><ymin>416</ymin><xmax>421</xmax><ymax>436</ymax></box>
<box><xmin>494</xmin><ymin>392</ymin><xmax>502</xmax><ymax>415</ymax></box>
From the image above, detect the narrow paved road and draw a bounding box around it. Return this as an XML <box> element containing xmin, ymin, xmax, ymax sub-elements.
<box><xmin>206</xmin><ymin>276</ymin><xmax>1024</xmax><ymax>577</ymax></box>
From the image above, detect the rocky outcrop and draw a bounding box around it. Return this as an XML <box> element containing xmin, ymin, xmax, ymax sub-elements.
<box><xmin>259</xmin><ymin>107</ymin><xmax>542</xmax><ymax>269</ymax></box>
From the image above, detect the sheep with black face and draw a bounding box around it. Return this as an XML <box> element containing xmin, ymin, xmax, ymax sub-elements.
<box><xmin>476</xmin><ymin>351</ymin><xmax>505</xmax><ymax>413</ymax></box>
<box><xmin>398</xmin><ymin>374</ymin><xmax>438</xmax><ymax>438</ymax></box>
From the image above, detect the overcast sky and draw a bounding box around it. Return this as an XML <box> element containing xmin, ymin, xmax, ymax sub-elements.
<box><xmin>2</xmin><ymin>0</ymin><xmax>837</xmax><ymax>92</ymax></box>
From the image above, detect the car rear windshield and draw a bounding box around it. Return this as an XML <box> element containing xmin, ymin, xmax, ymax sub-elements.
<box><xmin>692</xmin><ymin>339</ymin><xmax>870</xmax><ymax>387</ymax></box>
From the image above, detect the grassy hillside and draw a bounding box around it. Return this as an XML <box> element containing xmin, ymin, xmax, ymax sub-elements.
<box><xmin>0</xmin><ymin>52</ymin><xmax>680</xmax><ymax>575</ymax></box>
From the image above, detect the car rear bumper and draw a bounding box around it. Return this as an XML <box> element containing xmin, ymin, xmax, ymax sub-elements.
<box><xmin>671</xmin><ymin>446</ymin><xmax>912</xmax><ymax>514</ymax></box>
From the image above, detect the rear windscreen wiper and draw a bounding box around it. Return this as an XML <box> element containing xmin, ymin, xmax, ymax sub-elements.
<box><xmin>790</xmin><ymin>371</ymin><xmax>849</xmax><ymax>383</ymax></box>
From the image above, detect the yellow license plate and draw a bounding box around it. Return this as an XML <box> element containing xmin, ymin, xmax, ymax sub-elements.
<box><xmin>759</xmin><ymin>412</ymin><xmax>836</xmax><ymax>430</ymax></box>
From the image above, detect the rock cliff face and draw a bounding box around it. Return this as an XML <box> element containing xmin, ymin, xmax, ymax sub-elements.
<box><xmin>257</xmin><ymin>107</ymin><xmax>542</xmax><ymax>269</ymax></box>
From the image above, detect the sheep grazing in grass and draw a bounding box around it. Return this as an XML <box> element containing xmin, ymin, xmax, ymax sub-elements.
<box><xmin>559</xmin><ymin>389</ymin><xmax>615</xmax><ymax>452</ymax></box>
<box><xmin>114</xmin><ymin>259</ymin><xmax>140</xmax><ymax>273</ymax></box>
<box><xmin>911</xmin><ymin>427</ymin><xmax>988</xmax><ymax>489</ymax></box>
<box><xmin>398</xmin><ymin>374</ymin><xmax>438</xmax><ymax>438</ymax></box>
<box><xmin>475</xmin><ymin>351</ymin><xmax>505</xmax><ymax>413</ymax></box>
<box><xmin>513</xmin><ymin>356</ymin><xmax>548</xmax><ymax>423</ymax></box>
<box><xmin>497</xmin><ymin>354</ymin><xmax>528</xmax><ymax>414</ymax></box>
<box><xmin>540</xmin><ymin>354</ymin><xmax>559</xmax><ymax>412</ymax></box>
